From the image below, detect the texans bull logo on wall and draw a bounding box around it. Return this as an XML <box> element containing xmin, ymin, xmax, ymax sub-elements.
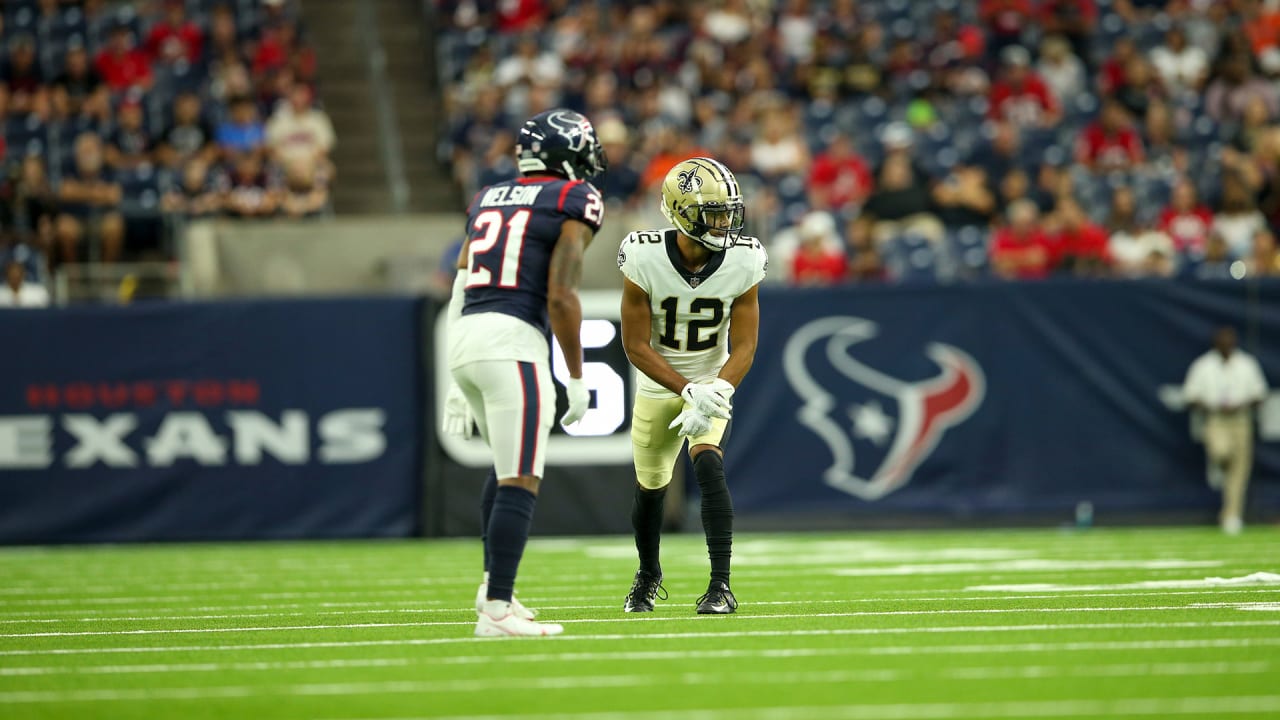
<box><xmin>783</xmin><ymin>317</ymin><xmax>985</xmax><ymax>501</ymax></box>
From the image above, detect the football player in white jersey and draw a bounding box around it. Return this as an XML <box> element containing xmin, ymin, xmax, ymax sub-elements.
<box><xmin>616</xmin><ymin>157</ymin><xmax>767</xmax><ymax>614</ymax></box>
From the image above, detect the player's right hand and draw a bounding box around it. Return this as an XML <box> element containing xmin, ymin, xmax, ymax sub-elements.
<box><xmin>668</xmin><ymin>408</ymin><xmax>713</xmax><ymax>438</ymax></box>
<box><xmin>681</xmin><ymin>382</ymin><xmax>732</xmax><ymax>420</ymax></box>
<box><xmin>442</xmin><ymin>384</ymin><xmax>475</xmax><ymax>439</ymax></box>
<box><xmin>560</xmin><ymin>377</ymin><xmax>591</xmax><ymax>428</ymax></box>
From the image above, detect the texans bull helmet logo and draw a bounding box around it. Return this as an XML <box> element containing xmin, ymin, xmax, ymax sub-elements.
<box><xmin>545</xmin><ymin>110</ymin><xmax>594</xmax><ymax>153</ymax></box>
<box><xmin>783</xmin><ymin>316</ymin><xmax>985</xmax><ymax>501</ymax></box>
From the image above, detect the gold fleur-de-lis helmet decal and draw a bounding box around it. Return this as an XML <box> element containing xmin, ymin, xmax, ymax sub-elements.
<box><xmin>676</xmin><ymin>167</ymin><xmax>703</xmax><ymax>195</ymax></box>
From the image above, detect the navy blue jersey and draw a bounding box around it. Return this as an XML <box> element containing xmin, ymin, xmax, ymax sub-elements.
<box><xmin>461</xmin><ymin>176</ymin><xmax>604</xmax><ymax>333</ymax></box>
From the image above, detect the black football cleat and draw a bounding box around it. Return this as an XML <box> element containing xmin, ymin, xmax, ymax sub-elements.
<box><xmin>696</xmin><ymin>580</ymin><xmax>738</xmax><ymax>614</ymax></box>
<box><xmin>623</xmin><ymin>571</ymin><xmax>667</xmax><ymax>612</ymax></box>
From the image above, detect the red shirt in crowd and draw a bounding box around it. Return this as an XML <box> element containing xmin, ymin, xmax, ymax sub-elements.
<box><xmin>790</xmin><ymin>248</ymin><xmax>848</xmax><ymax>286</ymax></box>
<box><xmin>1159</xmin><ymin>206</ymin><xmax>1214</xmax><ymax>254</ymax></box>
<box><xmin>1054</xmin><ymin>222</ymin><xmax>1111</xmax><ymax>266</ymax></box>
<box><xmin>145</xmin><ymin>20</ymin><xmax>204</xmax><ymax>63</ymax></box>
<box><xmin>807</xmin><ymin>153</ymin><xmax>873</xmax><ymax>211</ymax></box>
<box><xmin>1075</xmin><ymin>123</ymin><xmax>1144</xmax><ymax>170</ymax></box>
<box><xmin>95</xmin><ymin>48</ymin><xmax>153</xmax><ymax>91</ymax></box>
<box><xmin>988</xmin><ymin>75</ymin><xmax>1058</xmax><ymax>126</ymax></box>
<box><xmin>991</xmin><ymin>228</ymin><xmax>1055</xmax><ymax>279</ymax></box>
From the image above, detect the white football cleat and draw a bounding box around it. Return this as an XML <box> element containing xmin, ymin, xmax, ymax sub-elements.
<box><xmin>476</xmin><ymin>583</ymin><xmax>536</xmax><ymax>619</ymax></box>
<box><xmin>1221</xmin><ymin>516</ymin><xmax>1243</xmax><ymax>535</ymax></box>
<box><xmin>475</xmin><ymin>600</ymin><xmax>563</xmax><ymax>638</ymax></box>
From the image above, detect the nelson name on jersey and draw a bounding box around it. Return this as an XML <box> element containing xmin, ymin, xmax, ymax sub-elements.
<box><xmin>478</xmin><ymin>185</ymin><xmax>545</xmax><ymax>207</ymax></box>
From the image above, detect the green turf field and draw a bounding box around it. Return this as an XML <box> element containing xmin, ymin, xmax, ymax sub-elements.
<box><xmin>1</xmin><ymin>526</ymin><xmax>1278</xmax><ymax>719</ymax></box>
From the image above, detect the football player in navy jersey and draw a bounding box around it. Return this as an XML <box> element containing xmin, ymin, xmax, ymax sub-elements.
<box><xmin>442</xmin><ymin>109</ymin><xmax>607</xmax><ymax>637</ymax></box>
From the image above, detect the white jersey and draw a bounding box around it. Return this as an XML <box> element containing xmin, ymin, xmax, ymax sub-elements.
<box><xmin>618</xmin><ymin>228</ymin><xmax>767</xmax><ymax>399</ymax></box>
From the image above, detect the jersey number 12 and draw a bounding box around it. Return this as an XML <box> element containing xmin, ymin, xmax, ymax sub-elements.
<box><xmin>658</xmin><ymin>297</ymin><xmax>723</xmax><ymax>352</ymax></box>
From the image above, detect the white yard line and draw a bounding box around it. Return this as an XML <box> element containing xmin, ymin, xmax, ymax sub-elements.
<box><xmin>1</xmin><ymin>644</ymin><xmax>1274</xmax><ymax>677</ymax></box>
<box><xmin>0</xmin><ymin>603</ymin><xmax>1267</xmax><ymax>638</ymax></box>
<box><xmin>2</xmin><ymin>666</ymin><xmax>1271</xmax><ymax>705</ymax></box>
<box><xmin>327</xmin><ymin>695</ymin><xmax>1280</xmax><ymax>720</ymax></box>
<box><xmin>5</xmin><ymin>590</ymin><xmax>1280</xmax><ymax>626</ymax></box>
<box><xmin>3</xmin><ymin>588</ymin><xmax>1279</xmax><ymax>624</ymax></box>
<box><xmin>3</xmin><ymin>619</ymin><xmax>1279</xmax><ymax>657</ymax></box>
<box><xmin>831</xmin><ymin>559</ymin><xmax>1225</xmax><ymax>577</ymax></box>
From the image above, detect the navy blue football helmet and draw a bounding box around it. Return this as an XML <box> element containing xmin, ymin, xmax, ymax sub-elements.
<box><xmin>516</xmin><ymin>109</ymin><xmax>608</xmax><ymax>181</ymax></box>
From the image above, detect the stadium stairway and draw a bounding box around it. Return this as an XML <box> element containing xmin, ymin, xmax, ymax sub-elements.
<box><xmin>302</xmin><ymin>0</ymin><xmax>457</xmax><ymax>214</ymax></box>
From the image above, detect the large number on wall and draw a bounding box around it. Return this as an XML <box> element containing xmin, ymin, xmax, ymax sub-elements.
<box><xmin>552</xmin><ymin>319</ymin><xmax>625</xmax><ymax>437</ymax></box>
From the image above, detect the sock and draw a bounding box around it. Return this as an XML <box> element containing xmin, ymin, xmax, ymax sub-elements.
<box><xmin>631</xmin><ymin>485</ymin><xmax>667</xmax><ymax>577</ymax></box>
<box><xmin>693</xmin><ymin>451</ymin><xmax>733</xmax><ymax>586</ymax></box>
<box><xmin>479</xmin><ymin>468</ymin><xmax>498</xmax><ymax>573</ymax></box>
<box><xmin>485</xmin><ymin>485</ymin><xmax>538</xmax><ymax>603</ymax></box>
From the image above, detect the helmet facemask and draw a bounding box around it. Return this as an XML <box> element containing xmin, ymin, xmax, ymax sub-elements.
<box><xmin>680</xmin><ymin>200</ymin><xmax>745</xmax><ymax>251</ymax></box>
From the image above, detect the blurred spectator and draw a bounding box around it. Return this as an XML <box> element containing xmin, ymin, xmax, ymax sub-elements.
<box><xmin>749</xmin><ymin>107</ymin><xmax>809</xmax><ymax>182</ymax></box>
<box><xmin>1184</xmin><ymin>232</ymin><xmax>1235</xmax><ymax>279</ymax></box>
<box><xmin>1228</xmin><ymin>95</ymin><xmax>1274</xmax><ymax>154</ymax></box>
<box><xmin>95</xmin><ymin>22</ymin><xmax>154</xmax><ymax>92</ymax></box>
<box><xmin>216</xmin><ymin>95</ymin><xmax>266</xmax><ymax>157</ymax></box>
<box><xmin>988</xmin><ymin>45</ymin><xmax>1061</xmax><ymax>129</ymax></box>
<box><xmin>594</xmin><ymin>118</ymin><xmax>642</xmax><ymax>209</ymax></box>
<box><xmin>1099</xmin><ymin>37</ymin><xmax>1138</xmax><ymax>95</ymax></box>
<box><xmin>968</xmin><ymin>120</ymin><xmax>1027</xmax><ymax>185</ymax></box>
<box><xmin>1159</xmin><ymin>178</ymin><xmax>1214</xmax><ymax>258</ymax></box>
<box><xmin>1246</xmin><ymin>227</ymin><xmax>1280</xmax><ymax>276</ymax></box>
<box><xmin>1048</xmin><ymin>196</ymin><xmax>1110</xmax><ymax>275</ymax></box>
<box><xmin>55</xmin><ymin>133</ymin><xmax>124</xmax><ymax>264</ymax></box>
<box><xmin>1075</xmin><ymin>98</ymin><xmax>1145</xmax><ymax>172</ymax></box>
<box><xmin>105</xmin><ymin>95</ymin><xmax>154</xmax><ymax>170</ymax></box>
<box><xmin>1211</xmin><ymin>174</ymin><xmax>1267</xmax><ymax>258</ymax></box>
<box><xmin>221</xmin><ymin>153</ymin><xmax>281</xmax><ymax>218</ymax></box>
<box><xmin>146</xmin><ymin>0</ymin><xmax>205</xmax><ymax>65</ymax></box>
<box><xmin>856</xmin><ymin>123</ymin><xmax>944</xmax><ymax>248</ymax></box>
<box><xmin>991</xmin><ymin>199</ymin><xmax>1053</xmax><ymax>280</ymax></box>
<box><xmin>493</xmin><ymin>33</ymin><xmax>563</xmax><ymax>119</ymax></box>
<box><xmin>1143</xmin><ymin>100</ymin><xmax>1189</xmax><ymax>175</ymax></box>
<box><xmin>14</xmin><ymin>156</ymin><xmax>57</xmax><ymax>258</ymax></box>
<box><xmin>639</xmin><ymin>122</ymin><xmax>710</xmax><ymax>190</ymax></box>
<box><xmin>979</xmin><ymin>0</ymin><xmax>1035</xmax><ymax>62</ymax></box>
<box><xmin>806</xmin><ymin>133</ymin><xmax>872</xmax><ymax>215</ymax></box>
<box><xmin>157</xmin><ymin>92</ymin><xmax>216</xmax><ymax>169</ymax></box>
<box><xmin>1181</xmin><ymin>326</ymin><xmax>1269</xmax><ymax>535</ymax></box>
<box><xmin>1150</xmin><ymin>25</ymin><xmax>1209</xmax><ymax>98</ymax></box>
<box><xmin>1</xmin><ymin>34</ymin><xmax>48</xmax><ymax>118</ymax></box>
<box><xmin>474</xmin><ymin>128</ymin><xmax>518</xmax><ymax>188</ymax></box>
<box><xmin>266</xmin><ymin>84</ymin><xmax>334</xmax><ymax>177</ymax></box>
<box><xmin>787</xmin><ymin>211</ymin><xmax>846</xmax><ymax>286</ymax></box>
<box><xmin>1036</xmin><ymin>0</ymin><xmax>1097</xmax><ymax>66</ymax></box>
<box><xmin>846</xmin><ymin>229</ymin><xmax>886</xmax><ymax>283</ymax></box>
<box><xmin>161</xmin><ymin>158</ymin><xmax>222</xmax><ymax>217</ymax></box>
<box><xmin>1112</xmin><ymin>54</ymin><xmax>1164</xmax><ymax>123</ymax></box>
<box><xmin>1205</xmin><ymin>53</ymin><xmax>1278</xmax><ymax>124</ymax></box>
<box><xmin>1037</xmin><ymin>34</ymin><xmax>1087</xmax><ymax>105</ymax></box>
<box><xmin>51</xmin><ymin>42</ymin><xmax>109</xmax><ymax>123</ymax></box>
<box><xmin>703</xmin><ymin>0</ymin><xmax>760</xmax><ymax>46</ymax></box>
<box><xmin>279</xmin><ymin>156</ymin><xmax>329</xmax><ymax>219</ymax></box>
<box><xmin>448</xmin><ymin>87</ymin><xmax>509</xmax><ymax>196</ymax></box>
<box><xmin>776</xmin><ymin>0</ymin><xmax>818</xmax><ymax>64</ymax></box>
<box><xmin>206</xmin><ymin>3</ymin><xmax>244</xmax><ymax>67</ymax></box>
<box><xmin>0</xmin><ymin>257</ymin><xmax>50</xmax><ymax>307</ymax></box>
<box><xmin>933</xmin><ymin>165</ymin><xmax>997</xmax><ymax>230</ymax></box>
<box><xmin>1106</xmin><ymin>186</ymin><xmax>1177</xmax><ymax>277</ymax></box>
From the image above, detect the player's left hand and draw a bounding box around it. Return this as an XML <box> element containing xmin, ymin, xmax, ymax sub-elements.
<box><xmin>442</xmin><ymin>384</ymin><xmax>475</xmax><ymax>439</ymax></box>
<box><xmin>561</xmin><ymin>377</ymin><xmax>590</xmax><ymax>428</ymax></box>
<box><xmin>668</xmin><ymin>407</ymin><xmax>713</xmax><ymax>438</ymax></box>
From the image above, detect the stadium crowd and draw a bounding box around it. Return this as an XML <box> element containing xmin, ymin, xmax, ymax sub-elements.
<box><xmin>0</xmin><ymin>0</ymin><xmax>333</xmax><ymax>294</ymax></box>
<box><xmin>435</xmin><ymin>0</ymin><xmax>1280</xmax><ymax>285</ymax></box>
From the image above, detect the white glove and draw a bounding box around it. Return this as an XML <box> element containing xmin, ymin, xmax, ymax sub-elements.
<box><xmin>561</xmin><ymin>377</ymin><xmax>590</xmax><ymax>428</ymax></box>
<box><xmin>681</xmin><ymin>379</ymin><xmax>734</xmax><ymax>420</ymax></box>
<box><xmin>442</xmin><ymin>384</ymin><xmax>475</xmax><ymax>439</ymax></box>
<box><xmin>668</xmin><ymin>408</ymin><xmax>713</xmax><ymax>438</ymax></box>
